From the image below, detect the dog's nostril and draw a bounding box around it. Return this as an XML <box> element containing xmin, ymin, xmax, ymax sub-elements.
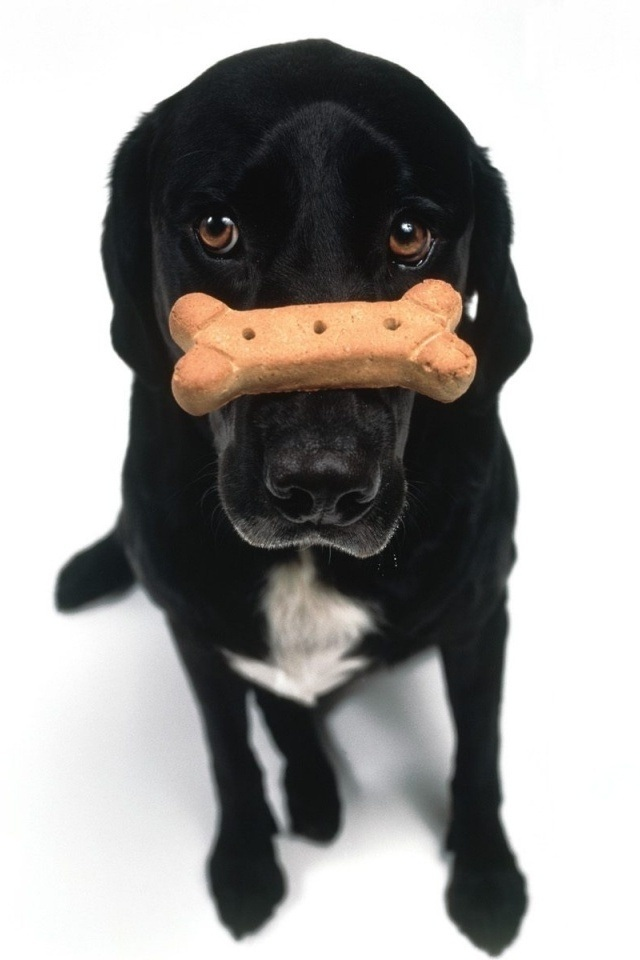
<box><xmin>335</xmin><ymin>489</ymin><xmax>374</xmax><ymax>523</ymax></box>
<box><xmin>273</xmin><ymin>486</ymin><xmax>314</xmax><ymax>515</ymax></box>
<box><xmin>353</xmin><ymin>486</ymin><xmax>378</xmax><ymax>504</ymax></box>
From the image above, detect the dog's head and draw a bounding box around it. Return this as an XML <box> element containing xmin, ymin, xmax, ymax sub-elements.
<box><xmin>102</xmin><ymin>40</ymin><xmax>531</xmax><ymax>558</ymax></box>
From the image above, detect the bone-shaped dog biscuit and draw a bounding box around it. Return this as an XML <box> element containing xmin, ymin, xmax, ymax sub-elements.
<box><xmin>169</xmin><ymin>279</ymin><xmax>476</xmax><ymax>415</ymax></box>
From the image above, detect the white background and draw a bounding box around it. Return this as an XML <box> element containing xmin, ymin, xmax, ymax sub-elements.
<box><xmin>1</xmin><ymin>1</ymin><xmax>639</xmax><ymax>957</ymax></box>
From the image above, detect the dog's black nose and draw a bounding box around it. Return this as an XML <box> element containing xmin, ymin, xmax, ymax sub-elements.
<box><xmin>265</xmin><ymin>451</ymin><xmax>381</xmax><ymax>526</ymax></box>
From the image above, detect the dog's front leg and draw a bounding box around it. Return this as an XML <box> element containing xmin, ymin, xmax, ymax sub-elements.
<box><xmin>440</xmin><ymin>602</ymin><xmax>527</xmax><ymax>956</ymax></box>
<box><xmin>170</xmin><ymin>623</ymin><xmax>285</xmax><ymax>939</ymax></box>
<box><xmin>255</xmin><ymin>688</ymin><xmax>341</xmax><ymax>843</ymax></box>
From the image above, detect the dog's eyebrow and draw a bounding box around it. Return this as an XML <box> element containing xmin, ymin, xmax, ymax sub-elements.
<box><xmin>156</xmin><ymin>180</ymin><xmax>238</xmax><ymax>221</ymax></box>
<box><xmin>152</xmin><ymin>143</ymin><xmax>238</xmax><ymax>206</ymax></box>
<box><xmin>172</xmin><ymin>188</ymin><xmax>232</xmax><ymax>210</ymax></box>
<box><xmin>391</xmin><ymin>196</ymin><xmax>463</xmax><ymax>233</ymax></box>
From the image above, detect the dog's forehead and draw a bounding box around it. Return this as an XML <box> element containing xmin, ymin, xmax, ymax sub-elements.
<box><xmin>233</xmin><ymin>102</ymin><xmax>414</xmax><ymax>206</ymax></box>
<box><xmin>152</xmin><ymin>40</ymin><xmax>473</xmax><ymax>203</ymax></box>
<box><xmin>160</xmin><ymin>101</ymin><xmax>405</xmax><ymax>196</ymax></box>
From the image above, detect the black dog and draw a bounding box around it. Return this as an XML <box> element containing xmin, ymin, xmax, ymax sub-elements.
<box><xmin>56</xmin><ymin>40</ymin><xmax>531</xmax><ymax>955</ymax></box>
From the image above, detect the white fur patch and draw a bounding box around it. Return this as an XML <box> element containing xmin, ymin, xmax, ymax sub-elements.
<box><xmin>224</xmin><ymin>550</ymin><xmax>374</xmax><ymax>705</ymax></box>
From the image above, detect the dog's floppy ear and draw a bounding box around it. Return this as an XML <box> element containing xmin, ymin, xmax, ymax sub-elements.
<box><xmin>461</xmin><ymin>148</ymin><xmax>532</xmax><ymax>403</ymax></box>
<box><xmin>102</xmin><ymin>112</ymin><xmax>172</xmax><ymax>387</ymax></box>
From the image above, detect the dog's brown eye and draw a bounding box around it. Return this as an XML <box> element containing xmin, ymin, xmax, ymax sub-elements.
<box><xmin>196</xmin><ymin>215</ymin><xmax>239</xmax><ymax>254</ymax></box>
<box><xmin>389</xmin><ymin>218</ymin><xmax>432</xmax><ymax>263</ymax></box>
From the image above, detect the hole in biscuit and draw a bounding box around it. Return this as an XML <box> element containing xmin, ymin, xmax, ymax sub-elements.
<box><xmin>383</xmin><ymin>317</ymin><xmax>401</xmax><ymax>330</ymax></box>
<box><xmin>242</xmin><ymin>328</ymin><xmax>256</xmax><ymax>340</ymax></box>
<box><xmin>313</xmin><ymin>320</ymin><xmax>327</xmax><ymax>334</ymax></box>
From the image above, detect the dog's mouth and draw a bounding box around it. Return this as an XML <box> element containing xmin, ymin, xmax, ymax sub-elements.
<box><xmin>224</xmin><ymin>487</ymin><xmax>406</xmax><ymax>559</ymax></box>
<box><xmin>217</xmin><ymin>452</ymin><xmax>407</xmax><ymax>559</ymax></box>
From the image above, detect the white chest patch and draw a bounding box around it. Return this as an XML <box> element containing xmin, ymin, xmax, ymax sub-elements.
<box><xmin>223</xmin><ymin>550</ymin><xmax>374</xmax><ymax>705</ymax></box>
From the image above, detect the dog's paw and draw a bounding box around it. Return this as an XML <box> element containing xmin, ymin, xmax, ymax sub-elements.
<box><xmin>208</xmin><ymin>836</ymin><xmax>286</xmax><ymax>939</ymax></box>
<box><xmin>285</xmin><ymin>760</ymin><xmax>341</xmax><ymax>843</ymax></box>
<box><xmin>445</xmin><ymin>854</ymin><xmax>527</xmax><ymax>956</ymax></box>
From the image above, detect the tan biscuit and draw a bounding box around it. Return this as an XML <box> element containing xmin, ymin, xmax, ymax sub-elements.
<box><xmin>169</xmin><ymin>279</ymin><xmax>476</xmax><ymax>415</ymax></box>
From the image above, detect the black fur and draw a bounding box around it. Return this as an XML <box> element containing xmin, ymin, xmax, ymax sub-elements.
<box><xmin>56</xmin><ymin>40</ymin><xmax>531</xmax><ymax>954</ymax></box>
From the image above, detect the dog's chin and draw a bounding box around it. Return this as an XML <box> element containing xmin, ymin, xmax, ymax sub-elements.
<box><xmin>225</xmin><ymin>513</ymin><xmax>402</xmax><ymax>559</ymax></box>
